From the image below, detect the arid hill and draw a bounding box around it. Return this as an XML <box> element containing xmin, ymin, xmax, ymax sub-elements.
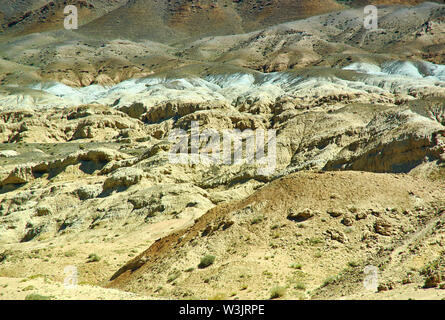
<box><xmin>0</xmin><ymin>2</ymin><xmax>444</xmax><ymax>88</ymax></box>
<box><xmin>107</xmin><ymin>171</ymin><xmax>445</xmax><ymax>299</ymax></box>
<box><xmin>0</xmin><ymin>1</ymin><xmax>444</xmax><ymax>300</ymax></box>
<box><xmin>2</xmin><ymin>1</ymin><xmax>443</xmax><ymax>42</ymax></box>
<box><xmin>0</xmin><ymin>0</ymin><xmax>127</xmax><ymax>38</ymax></box>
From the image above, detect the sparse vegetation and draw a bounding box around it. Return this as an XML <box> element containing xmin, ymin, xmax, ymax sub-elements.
<box><xmin>0</xmin><ymin>251</ymin><xmax>9</xmax><ymax>263</ymax></box>
<box><xmin>25</xmin><ymin>293</ymin><xmax>51</xmax><ymax>300</ymax></box>
<box><xmin>420</xmin><ymin>255</ymin><xmax>445</xmax><ymax>288</ymax></box>
<box><xmin>210</xmin><ymin>293</ymin><xmax>227</xmax><ymax>300</ymax></box>
<box><xmin>347</xmin><ymin>261</ymin><xmax>359</xmax><ymax>268</ymax></box>
<box><xmin>262</xmin><ymin>270</ymin><xmax>273</xmax><ymax>278</ymax></box>
<box><xmin>420</xmin><ymin>257</ymin><xmax>443</xmax><ymax>276</ymax></box>
<box><xmin>87</xmin><ymin>253</ymin><xmax>101</xmax><ymax>262</ymax></box>
<box><xmin>167</xmin><ymin>270</ymin><xmax>181</xmax><ymax>283</ymax></box>
<box><xmin>270</xmin><ymin>286</ymin><xmax>286</xmax><ymax>299</ymax></box>
<box><xmin>22</xmin><ymin>285</ymin><xmax>35</xmax><ymax>291</ymax></box>
<box><xmin>308</xmin><ymin>237</ymin><xmax>323</xmax><ymax>245</ymax></box>
<box><xmin>198</xmin><ymin>255</ymin><xmax>215</xmax><ymax>269</ymax></box>
<box><xmin>290</xmin><ymin>263</ymin><xmax>302</xmax><ymax>270</ymax></box>
<box><xmin>1</xmin><ymin>2</ymin><xmax>445</xmax><ymax>300</ymax></box>
<box><xmin>271</xmin><ymin>231</ymin><xmax>280</xmax><ymax>239</ymax></box>
<box><xmin>322</xmin><ymin>275</ymin><xmax>340</xmax><ymax>288</ymax></box>
<box><xmin>250</xmin><ymin>215</ymin><xmax>264</xmax><ymax>225</ymax></box>
<box><xmin>294</xmin><ymin>282</ymin><xmax>306</xmax><ymax>291</ymax></box>
<box><xmin>64</xmin><ymin>250</ymin><xmax>76</xmax><ymax>257</ymax></box>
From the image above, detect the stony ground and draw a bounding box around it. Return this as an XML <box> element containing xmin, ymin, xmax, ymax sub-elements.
<box><xmin>0</xmin><ymin>2</ymin><xmax>445</xmax><ymax>300</ymax></box>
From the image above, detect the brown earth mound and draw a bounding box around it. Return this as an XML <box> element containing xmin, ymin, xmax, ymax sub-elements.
<box><xmin>107</xmin><ymin>171</ymin><xmax>445</xmax><ymax>299</ymax></box>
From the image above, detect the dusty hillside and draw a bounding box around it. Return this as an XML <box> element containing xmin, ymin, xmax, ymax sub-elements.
<box><xmin>0</xmin><ymin>0</ymin><xmax>127</xmax><ymax>38</ymax></box>
<box><xmin>1</xmin><ymin>0</ymin><xmax>344</xmax><ymax>41</ymax></box>
<box><xmin>77</xmin><ymin>0</ymin><xmax>346</xmax><ymax>43</ymax></box>
<box><xmin>107</xmin><ymin>171</ymin><xmax>445</xmax><ymax>299</ymax></box>
<box><xmin>1</xmin><ymin>84</ymin><xmax>444</xmax><ymax>299</ymax></box>
<box><xmin>0</xmin><ymin>2</ymin><xmax>443</xmax><ymax>88</ymax></box>
<box><xmin>2</xmin><ymin>1</ymin><xmax>443</xmax><ymax>42</ymax></box>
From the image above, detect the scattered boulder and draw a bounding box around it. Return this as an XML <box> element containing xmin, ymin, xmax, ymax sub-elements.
<box><xmin>355</xmin><ymin>211</ymin><xmax>367</xmax><ymax>220</ymax></box>
<box><xmin>374</xmin><ymin>219</ymin><xmax>393</xmax><ymax>236</ymax></box>
<box><xmin>118</xmin><ymin>102</ymin><xmax>147</xmax><ymax>119</ymax></box>
<box><xmin>325</xmin><ymin>229</ymin><xmax>347</xmax><ymax>243</ymax></box>
<box><xmin>79</xmin><ymin>148</ymin><xmax>128</xmax><ymax>163</ymax></box>
<box><xmin>35</xmin><ymin>204</ymin><xmax>52</xmax><ymax>217</ymax></box>
<box><xmin>103</xmin><ymin>168</ymin><xmax>144</xmax><ymax>190</ymax></box>
<box><xmin>327</xmin><ymin>209</ymin><xmax>343</xmax><ymax>218</ymax></box>
<box><xmin>76</xmin><ymin>185</ymin><xmax>102</xmax><ymax>200</ymax></box>
<box><xmin>341</xmin><ymin>214</ymin><xmax>354</xmax><ymax>226</ymax></box>
<box><xmin>287</xmin><ymin>208</ymin><xmax>314</xmax><ymax>222</ymax></box>
<box><xmin>378</xmin><ymin>282</ymin><xmax>394</xmax><ymax>292</ymax></box>
<box><xmin>368</xmin><ymin>209</ymin><xmax>381</xmax><ymax>217</ymax></box>
<box><xmin>21</xmin><ymin>224</ymin><xmax>46</xmax><ymax>242</ymax></box>
<box><xmin>424</xmin><ymin>272</ymin><xmax>442</xmax><ymax>288</ymax></box>
<box><xmin>1</xmin><ymin>164</ymin><xmax>34</xmax><ymax>185</ymax></box>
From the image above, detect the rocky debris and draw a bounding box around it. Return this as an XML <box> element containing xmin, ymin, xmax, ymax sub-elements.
<box><xmin>341</xmin><ymin>214</ymin><xmax>354</xmax><ymax>226</ymax></box>
<box><xmin>142</xmin><ymin>101</ymin><xmax>230</xmax><ymax>124</ymax></box>
<box><xmin>355</xmin><ymin>211</ymin><xmax>367</xmax><ymax>220</ymax></box>
<box><xmin>325</xmin><ymin>229</ymin><xmax>347</xmax><ymax>243</ymax></box>
<box><xmin>201</xmin><ymin>219</ymin><xmax>235</xmax><ymax>237</ymax></box>
<box><xmin>324</xmin><ymin>110</ymin><xmax>445</xmax><ymax>174</ymax></box>
<box><xmin>79</xmin><ymin>148</ymin><xmax>128</xmax><ymax>163</ymax></box>
<box><xmin>377</xmin><ymin>282</ymin><xmax>395</xmax><ymax>292</ymax></box>
<box><xmin>424</xmin><ymin>272</ymin><xmax>442</xmax><ymax>288</ymax></box>
<box><xmin>76</xmin><ymin>185</ymin><xmax>102</xmax><ymax>200</ymax></box>
<box><xmin>100</xmin><ymin>158</ymin><xmax>139</xmax><ymax>175</ymax></box>
<box><xmin>0</xmin><ymin>105</ymin><xmax>151</xmax><ymax>143</ymax></box>
<box><xmin>0</xmin><ymin>2</ymin><xmax>444</xmax><ymax>301</ymax></box>
<box><xmin>368</xmin><ymin>209</ymin><xmax>381</xmax><ymax>217</ymax></box>
<box><xmin>1</xmin><ymin>147</ymin><xmax>128</xmax><ymax>187</ymax></box>
<box><xmin>374</xmin><ymin>219</ymin><xmax>393</xmax><ymax>236</ymax></box>
<box><xmin>327</xmin><ymin>209</ymin><xmax>343</xmax><ymax>218</ymax></box>
<box><xmin>118</xmin><ymin>103</ymin><xmax>148</xmax><ymax>120</ymax></box>
<box><xmin>142</xmin><ymin>142</ymin><xmax>171</xmax><ymax>159</ymax></box>
<box><xmin>2</xmin><ymin>164</ymin><xmax>34</xmax><ymax>185</ymax></box>
<box><xmin>0</xmin><ymin>150</ymin><xmax>18</xmax><ymax>158</ymax></box>
<box><xmin>103</xmin><ymin>168</ymin><xmax>144</xmax><ymax>191</ymax></box>
<box><xmin>287</xmin><ymin>208</ymin><xmax>314</xmax><ymax>222</ymax></box>
<box><xmin>35</xmin><ymin>204</ymin><xmax>52</xmax><ymax>217</ymax></box>
<box><xmin>21</xmin><ymin>224</ymin><xmax>46</xmax><ymax>242</ymax></box>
